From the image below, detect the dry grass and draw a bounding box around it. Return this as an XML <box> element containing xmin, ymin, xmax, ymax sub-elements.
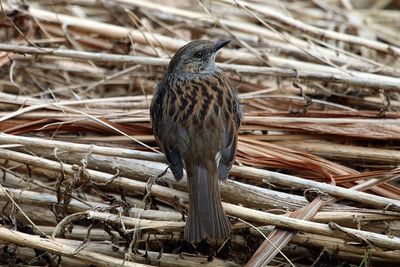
<box><xmin>0</xmin><ymin>0</ymin><xmax>400</xmax><ymax>266</ymax></box>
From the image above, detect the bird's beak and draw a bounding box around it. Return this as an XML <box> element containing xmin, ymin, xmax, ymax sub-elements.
<box><xmin>213</xmin><ymin>40</ymin><xmax>231</xmax><ymax>52</ymax></box>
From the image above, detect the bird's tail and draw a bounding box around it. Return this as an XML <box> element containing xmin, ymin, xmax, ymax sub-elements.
<box><xmin>184</xmin><ymin>163</ymin><xmax>231</xmax><ymax>242</ymax></box>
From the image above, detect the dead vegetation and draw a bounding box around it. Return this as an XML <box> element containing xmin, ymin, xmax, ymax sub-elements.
<box><xmin>0</xmin><ymin>0</ymin><xmax>400</xmax><ymax>266</ymax></box>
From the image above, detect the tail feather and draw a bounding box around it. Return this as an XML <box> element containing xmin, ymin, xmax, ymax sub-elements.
<box><xmin>184</xmin><ymin>164</ymin><xmax>231</xmax><ymax>242</ymax></box>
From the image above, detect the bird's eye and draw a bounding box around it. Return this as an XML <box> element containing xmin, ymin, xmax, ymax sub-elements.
<box><xmin>193</xmin><ymin>51</ymin><xmax>204</xmax><ymax>58</ymax></box>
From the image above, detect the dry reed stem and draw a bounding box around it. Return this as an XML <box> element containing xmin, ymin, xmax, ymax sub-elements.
<box><xmin>3</xmin><ymin>185</ymin><xmax>398</xmax><ymax>230</ymax></box>
<box><xmin>2</xmin><ymin>43</ymin><xmax>400</xmax><ymax>90</ymax></box>
<box><xmin>0</xmin><ymin>227</ymin><xmax>151</xmax><ymax>267</ymax></box>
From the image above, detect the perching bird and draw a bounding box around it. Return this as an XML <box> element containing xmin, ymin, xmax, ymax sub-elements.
<box><xmin>150</xmin><ymin>40</ymin><xmax>242</xmax><ymax>242</ymax></box>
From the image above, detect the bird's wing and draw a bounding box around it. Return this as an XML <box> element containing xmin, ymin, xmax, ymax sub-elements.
<box><xmin>150</xmin><ymin>82</ymin><xmax>184</xmax><ymax>181</ymax></box>
<box><xmin>218</xmin><ymin>78</ymin><xmax>242</xmax><ymax>180</ymax></box>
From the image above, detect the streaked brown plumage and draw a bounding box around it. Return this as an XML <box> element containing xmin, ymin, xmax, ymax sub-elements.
<box><xmin>150</xmin><ymin>40</ymin><xmax>241</xmax><ymax>242</ymax></box>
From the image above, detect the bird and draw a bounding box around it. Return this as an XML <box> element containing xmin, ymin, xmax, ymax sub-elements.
<box><xmin>150</xmin><ymin>39</ymin><xmax>242</xmax><ymax>242</ymax></box>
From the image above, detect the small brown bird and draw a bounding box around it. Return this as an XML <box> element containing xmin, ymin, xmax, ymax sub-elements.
<box><xmin>150</xmin><ymin>40</ymin><xmax>241</xmax><ymax>242</ymax></box>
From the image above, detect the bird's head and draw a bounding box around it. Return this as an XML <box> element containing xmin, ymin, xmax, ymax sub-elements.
<box><xmin>167</xmin><ymin>39</ymin><xmax>230</xmax><ymax>74</ymax></box>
